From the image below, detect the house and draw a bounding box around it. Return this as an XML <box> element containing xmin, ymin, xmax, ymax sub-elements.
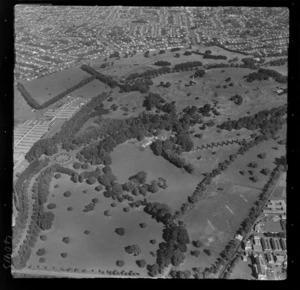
<box><xmin>235</xmin><ymin>234</ymin><xmax>243</xmax><ymax>241</ymax></box>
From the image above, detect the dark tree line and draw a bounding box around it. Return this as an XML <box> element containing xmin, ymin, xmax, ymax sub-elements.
<box><xmin>244</xmin><ymin>68</ymin><xmax>287</xmax><ymax>83</ymax></box>
<box><xmin>203</xmin><ymin>54</ymin><xmax>227</xmax><ymax>60</ymax></box>
<box><xmin>153</xmin><ymin>61</ymin><xmax>172</xmax><ymax>66</ymax></box>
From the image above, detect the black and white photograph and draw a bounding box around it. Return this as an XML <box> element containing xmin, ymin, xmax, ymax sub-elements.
<box><xmin>10</xmin><ymin>5</ymin><xmax>289</xmax><ymax>279</ymax></box>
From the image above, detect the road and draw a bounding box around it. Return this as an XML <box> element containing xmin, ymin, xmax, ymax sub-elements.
<box><xmin>217</xmin><ymin>172</ymin><xmax>283</xmax><ymax>278</ymax></box>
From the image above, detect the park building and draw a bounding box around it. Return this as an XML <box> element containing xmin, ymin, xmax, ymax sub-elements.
<box><xmin>261</xmin><ymin>237</ymin><xmax>272</xmax><ymax>251</ymax></box>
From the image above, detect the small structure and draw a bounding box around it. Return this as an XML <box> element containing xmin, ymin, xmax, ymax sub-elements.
<box><xmin>265</xmin><ymin>253</ymin><xmax>275</xmax><ymax>265</ymax></box>
<box><xmin>244</xmin><ymin>240</ymin><xmax>252</xmax><ymax>252</ymax></box>
<box><xmin>235</xmin><ymin>234</ymin><xmax>243</xmax><ymax>241</ymax></box>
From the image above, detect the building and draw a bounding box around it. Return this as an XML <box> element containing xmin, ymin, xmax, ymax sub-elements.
<box><xmin>265</xmin><ymin>253</ymin><xmax>275</xmax><ymax>265</ymax></box>
<box><xmin>274</xmin><ymin>254</ymin><xmax>286</xmax><ymax>266</ymax></box>
<box><xmin>253</xmin><ymin>236</ymin><xmax>263</xmax><ymax>252</ymax></box>
<box><xmin>254</xmin><ymin>254</ymin><xmax>267</xmax><ymax>280</ymax></box>
<box><xmin>280</xmin><ymin>238</ymin><xmax>286</xmax><ymax>251</ymax></box>
<box><xmin>261</xmin><ymin>237</ymin><xmax>271</xmax><ymax>251</ymax></box>
<box><xmin>244</xmin><ymin>240</ymin><xmax>252</xmax><ymax>251</ymax></box>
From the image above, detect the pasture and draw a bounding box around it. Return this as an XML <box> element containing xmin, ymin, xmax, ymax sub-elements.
<box><xmin>26</xmin><ymin>173</ymin><xmax>163</xmax><ymax>276</ymax></box>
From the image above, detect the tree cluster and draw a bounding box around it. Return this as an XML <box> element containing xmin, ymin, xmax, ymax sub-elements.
<box><xmin>153</xmin><ymin>61</ymin><xmax>171</xmax><ymax>66</ymax></box>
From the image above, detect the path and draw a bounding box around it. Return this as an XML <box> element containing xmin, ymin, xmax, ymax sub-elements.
<box><xmin>239</xmin><ymin>194</ymin><xmax>249</xmax><ymax>203</ymax></box>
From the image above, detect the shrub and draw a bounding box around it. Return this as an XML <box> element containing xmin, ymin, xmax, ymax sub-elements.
<box><xmin>150</xmin><ymin>239</ymin><xmax>156</xmax><ymax>245</ymax></box>
<box><xmin>36</xmin><ymin>248</ymin><xmax>46</xmax><ymax>256</ymax></box>
<box><xmin>111</xmin><ymin>202</ymin><xmax>117</xmax><ymax>207</ymax></box>
<box><xmin>63</xmin><ymin>191</ymin><xmax>71</xmax><ymax>197</ymax></box>
<box><xmin>257</xmin><ymin>153</ymin><xmax>267</xmax><ymax>159</ymax></box>
<box><xmin>54</xmin><ymin>173</ymin><xmax>61</xmax><ymax>179</ymax></box>
<box><xmin>67</xmin><ymin>207</ymin><xmax>73</xmax><ymax>211</ymax></box>
<box><xmin>84</xmin><ymin>230</ymin><xmax>90</xmax><ymax>235</ymax></box>
<box><xmin>39</xmin><ymin>257</ymin><xmax>46</xmax><ymax>263</ymax></box>
<box><xmin>54</xmin><ymin>184</ymin><xmax>59</xmax><ymax>188</ymax></box>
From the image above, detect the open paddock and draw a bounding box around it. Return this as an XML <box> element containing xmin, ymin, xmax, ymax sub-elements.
<box><xmin>25</xmin><ymin>173</ymin><xmax>163</xmax><ymax>276</ymax></box>
<box><xmin>20</xmin><ymin>66</ymin><xmax>92</xmax><ymax>105</ymax></box>
<box><xmin>179</xmin><ymin>184</ymin><xmax>261</xmax><ymax>272</ymax></box>
<box><xmin>111</xmin><ymin>143</ymin><xmax>201</xmax><ymax>212</ymax></box>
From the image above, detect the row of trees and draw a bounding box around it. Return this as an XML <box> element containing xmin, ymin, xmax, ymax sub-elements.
<box><xmin>153</xmin><ymin>61</ymin><xmax>172</xmax><ymax>66</ymax></box>
<box><xmin>173</xmin><ymin>61</ymin><xmax>203</xmax><ymax>71</ymax></box>
<box><xmin>203</xmin><ymin>54</ymin><xmax>227</xmax><ymax>60</ymax></box>
<box><xmin>17</xmin><ymin>75</ymin><xmax>96</xmax><ymax>110</ymax></box>
<box><xmin>25</xmin><ymin>92</ymin><xmax>109</xmax><ymax>162</ymax></box>
<box><xmin>147</xmin><ymin>224</ymin><xmax>190</xmax><ymax>276</ymax></box>
<box><xmin>217</xmin><ymin>104</ymin><xmax>287</xmax><ymax>136</ymax></box>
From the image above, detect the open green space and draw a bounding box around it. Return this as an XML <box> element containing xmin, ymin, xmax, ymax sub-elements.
<box><xmin>110</xmin><ymin>143</ymin><xmax>201</xmax><ymax>212</ymax></box>
<box><xmin>26</xmin><ymin>173</ymin><xmax>163</xmax><ymax>275</ymax></box>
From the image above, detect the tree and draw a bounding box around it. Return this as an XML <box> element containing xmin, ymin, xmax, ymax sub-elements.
<box><xmin>139</xmin><ymin>223</ymin><xmax>147</xmax><ymax>229</ymax></box>
<box><xmin>63</xmin><ymin>191</ymin><xmax>71</xmax><ymax>198</ymax></box>
<box><xmin>192</xmin><ymin>240</ymin><xmax>203</xmax><ymax>248</ymax></box>
<box><xmin>148</xmin><ymin>180</ymin><xmax>159</xmax><ymax>193</ymax></box>
<box><xmin>115</xmin><ymin>227</ymin><xmax>125</xmax><ymax>236</ymax></box>
<box><xmin>150</xmin><ymin>239</ymin><xmax>156</xmax><ymax>245</ymax></box>
<box><xmin>261</xmin><ymin>168</ymin><xmax>271</xmax><ymax>175</ymax></box>
<box><xmin>54</xmin><ymin>173</ymin><xmax>61</xmax><ymax>179</ymax></box>
<box><xmin>95</xmin><ymin>185</ymin><xmax>103</xmax><ymax>191</ymax></box>
<box><xmin>62</xmin><ymin>237</ymin><xmax>70</xmax><ymax>244</ymax></box>
<box><xmin>87</xmin><ymin>176</ymin><xmax>96</xmax><ymax>185</ymax></box>
<box><xmin>136</xmin><ymin>259</ymin><xmax>147</xmax><ymax>268</ymax></box>
<box><xmin>147</xmin><ymin>263</ymin><xmax>159</xmax><ymax>277</ymax></box>
<box><xmin>191</xmin><ymin>250</ymin><xmax>201</xmax><ymax>257</ymax></box>
<box><xmin>125</xmin><ymin>244</ymin><xmax>141</xmax><ymax>256</ymax></box>
<box><xmin>73</xmin><ymin>162</ymin><xmax>81</xmax><ymax>170</ymax></box>
<box><xmin>47</xmin><ymin>203</ymin><xmax>56</xmax><ymax>210</ymax></box>
<box><xmin>257</xmin><ymin>153</ymin><xmax>267</xmax><ymax>159</ymax></box>
<box><xmin>203</xmin><ymin>249</ymin><xmax>211</xmax><ymax>256</ymax></box>
<box><xmin>61</xmin><ymin>252</ymin><xmax>68</xmax><ymax>258</ymax></box>
<box><xmin>116</xmin><ymin>260</ymin><xmax>125</xmax><ymax>267</ymax></box>
<box><xmin>36</xmin><ymin>248</ymin><xmax>46</xmax><ymax>256</ymax></box>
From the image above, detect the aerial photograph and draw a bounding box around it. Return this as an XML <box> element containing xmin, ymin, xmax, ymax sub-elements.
<box><xmin>12</xmin><ymin>5</ymin><xmax>288</xmax><ymax>279</ymax></box>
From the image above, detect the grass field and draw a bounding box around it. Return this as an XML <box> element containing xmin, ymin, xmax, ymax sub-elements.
<box><xmin>179</xmin><ymin>184</ymin><xmax>261</xmax><ymax>273</ymax></box>
<box><xmin>26</xmin><ymin>173</ymin><xmax>163</xmax><ymax>275</ymax></box>
<box><xmin>110</xmin><ymin>143</ymin><xmax>201</xmax><ymax>212</ymax></box>
<box><xmin>229</xmin><ymin>258</ymin><xmax>254</xmax><ymax>280</ymax></box>
<box><xmin>219</xmin><ymin>139</ymin><xmax>285</xmax><ymax>189</ymax></box>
